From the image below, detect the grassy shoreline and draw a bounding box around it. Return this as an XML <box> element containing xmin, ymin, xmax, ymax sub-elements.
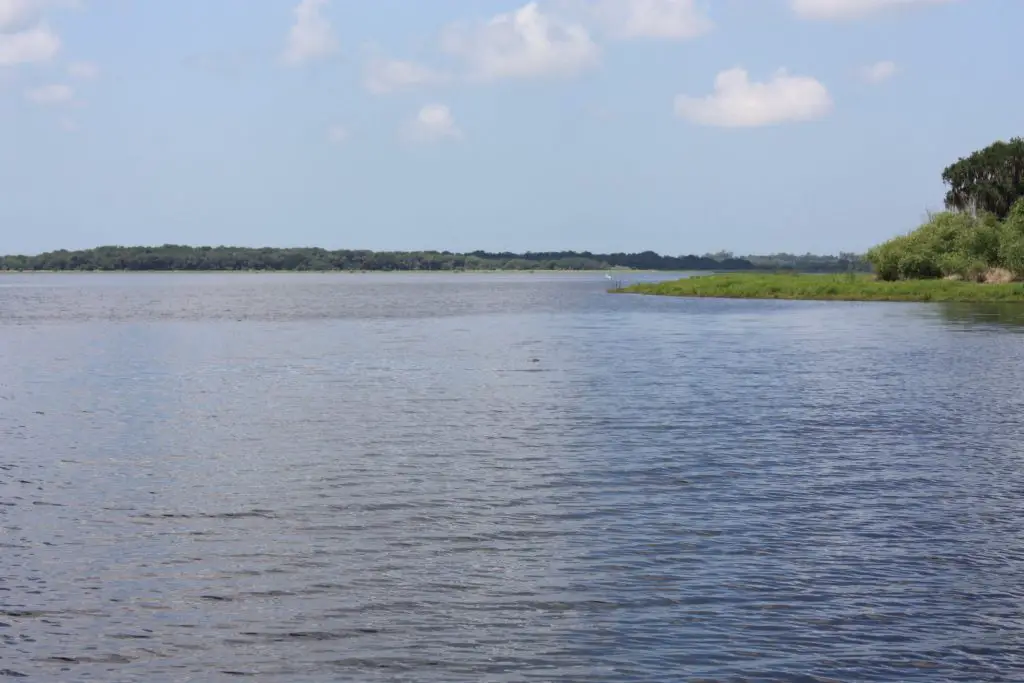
<box><xmin>616</xmin><ymin>273</ymin><xmax>1024</xmax><ymax>303</ymax></box>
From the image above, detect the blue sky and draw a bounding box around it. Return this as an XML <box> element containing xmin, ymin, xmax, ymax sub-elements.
<box><xmin>0</xmin><ymin>0</ymin><xmax>1017</xmax><ymax>255</ymax></box>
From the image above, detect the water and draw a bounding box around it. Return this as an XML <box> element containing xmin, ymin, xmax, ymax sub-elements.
<box><xmin>2</xmin><ymin>272</ymin><xmax>1024</xmax><ymax>682</ymax></box>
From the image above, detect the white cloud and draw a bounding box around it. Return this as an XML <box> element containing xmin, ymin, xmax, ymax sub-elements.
<box><xmin>25</xmin><ymin>82</ymin><xmax>73</xmax><ymax>104</ymax></box>
<box><xmin>406</xmin><ymin>103</ymin><xmax>462</xmax><ymax>143</ymax></box>
<box><xmin>0</xmin><ymin>0</ymin><xmax>36</xmax><ymax>31</ymax></box>
<box><xmin>326</xmin><ymin>123</ymin><xmax>348</xmax><ymax>144</ymax></box>
<box><xmin>364</xmin><ymin>58</ymin><xmax>450</xmax><ymax>94</ymax></box>
<box><xmin>440</xmin><ymin>2</ymin><xmax>598</xmax><ymax>82</ymax></box>
<box><xmin>282</xmin><ymin>0</ymin><xmax>338</xmax><ymax>66</ymax></box>
<box><xmin>860</xmin><ymin>60</ymin><xmax>897</xmax><ymax>83</ymax></box>
<box><xmin>584</xmin><ymin>0</ymin><xmax>713</xmax><ymax>40</ymax></box>
<box><xmin>59</xmin><ymin>116</ymin><xmax>78</xmax><ymax>132</ymax></box>
<box><xmin>674</xmin><ymin>67</ymin><xmax>832</xmax><ymax>127</ymax></box>
<box><xmin>0</xmin><ymin>0</ymin><xmax>78</xmax><ymax>31</ymax></box>
<box><xmin>68</xmin><ymin>60</ymin><xmax>98</xmax><ymax>79</ymax></box>
<box><xmin>0</xmin><ymin>22</ymin><xmax>59</xmax><ymax>66</ymax></box>
<box><xmin>792</xmin><ymin>0</ymin><xmax>954</xmax><ymax>20</ymax></box>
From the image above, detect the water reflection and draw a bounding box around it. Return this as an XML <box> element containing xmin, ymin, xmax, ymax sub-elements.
<box><xmin>936</xmin><ymin>302</ymin><xmax>1024</xmax><ymax>331</ymax></box>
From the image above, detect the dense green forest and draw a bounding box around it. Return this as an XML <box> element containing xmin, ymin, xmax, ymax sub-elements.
<box><xmin>867</xmin><ymin>138</ymin><xmax>1024</xmax><ymax>281</ymax></box>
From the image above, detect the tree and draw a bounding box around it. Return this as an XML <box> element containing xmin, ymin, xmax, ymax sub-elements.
<box><xmin>942</xmin><ymin>137</ymin><xmax>1024</xmax><ymax>220</ymax></box>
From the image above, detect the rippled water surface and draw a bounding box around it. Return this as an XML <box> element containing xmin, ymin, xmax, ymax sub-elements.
<box><xmin>2</xmin><ymin>272</ymin><xmax>1024</xmax><ymax>682</ymax></box>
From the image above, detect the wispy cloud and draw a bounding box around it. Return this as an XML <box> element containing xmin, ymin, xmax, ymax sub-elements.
<box><xmin>440</xmin><ymin>2</ymin><xmax>598</xmax><ymax>82</ymax></box>
<box><xmin>792</xmin><ymin>0</ymin><xmax>955</xmax><ymax>21</ymax></box>
<box><xmin>405</xmin><ymin>103</ymin><xmax>462</xmax><ymax>143</ymax></box>
<box><xmin>579</xmin><ymin>0</ymin><xmax>713</xmax><ymax>40</ymax></box>
<box><xmin>326</xmin><ymin>123</ymin><xmax>348</xmax><ymax>145</ymax></box>
<box><xmin>860</xmin><ymin>60</ymin><xmax>898</xmax><ymax>83</ymax></box>
<box><xmin>282</xmin><ymin>0</ymin><xmax>338</xmax><ymax>66</ymax></box>
<box><xmin>68</xmin><ymin>60</ymin><xmax>99</xmax><ymax>79</ymax></box>
<box><xmin>364</xmin><ymin>57</ymin><xmax>451</xmax><ymax>94</ymax></box>
<box><xmin>25</xmin><ymin>82</ymin><xmax>74</xmax><ymax>105</ymax></box>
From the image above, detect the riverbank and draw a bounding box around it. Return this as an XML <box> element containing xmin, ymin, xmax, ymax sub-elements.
<box><xmin>616</xmin><ymin>273</ymin><xmax>1024</xmax><ymax>303</ymax></box>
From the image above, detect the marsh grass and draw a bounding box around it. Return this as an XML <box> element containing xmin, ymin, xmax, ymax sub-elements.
<box><xmin>615</xmin><ymin>273</ymin><xmax>1024</xmax><ymax>303</ymax></box>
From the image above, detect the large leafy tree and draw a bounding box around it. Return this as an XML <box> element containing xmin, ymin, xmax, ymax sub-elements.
<box><xmin>942</xmin><ymin>137</ymin><xmax>1024</xmax><ymax>220</ymax></box>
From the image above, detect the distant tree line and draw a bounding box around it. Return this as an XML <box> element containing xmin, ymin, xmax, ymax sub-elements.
<box><xmin>0</xmin><ymin>245</ymin><xmax>763</xmax><ymax>272</ymax></box>
<box><xmin>705</xmin><ymin>251</ymin><xmax>869</xmax><ymax>273</ymax></box>
<box><xmin>0</xmin><ymin>245</ymin><xmax>872</xmax><ymax>274</ymax></box>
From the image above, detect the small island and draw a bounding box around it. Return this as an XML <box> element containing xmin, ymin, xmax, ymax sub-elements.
<box><xmin>621</xmin><ymin>138</ymin><xmax>1024</xmax><ymax>304</ymax></box>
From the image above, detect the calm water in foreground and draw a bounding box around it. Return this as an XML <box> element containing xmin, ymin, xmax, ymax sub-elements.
<box><xmin>2</xmin><ymin>272</ymin><xmax>1024</xmax><ymax>682</ymax></box>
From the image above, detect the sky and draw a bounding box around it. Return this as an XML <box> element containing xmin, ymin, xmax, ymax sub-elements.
<box><xmin>0</xmin><ymin>0</ymin><xmax>1018</xmax><ymax>256</ymax></box>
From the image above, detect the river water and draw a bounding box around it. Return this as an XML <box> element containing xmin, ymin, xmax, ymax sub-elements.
<box><xmin>2</xmin><ymin>272</ymin><xmax>1023</xmax><ymax>682</ymax></box>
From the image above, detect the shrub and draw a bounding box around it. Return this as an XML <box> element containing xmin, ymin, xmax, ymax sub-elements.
<box><xmin>897</xmin><ymin>250</ymin><xmax>941</xmax><ymax>279</ymax></box>
<box><xmin>995</xmin><ymin>199</ymin><xmax>1024</xmax><ymax>277</ymax></box>
<box><xmin>867</xmin><ymin>209</ymin><xmax>1014</xmax><ymax>281</ymax></box>
<box><xmin>866</xmin><ymin>239</ymin><xmax>906</xmax><ymax>281</ymax></box>
<box><xmin>998</xmin><ymin>232</ymin><xmax>1024</xmax><ymax>277</ymax></box>
<box><xmin>937</xmin><ymin>252</ymin><xmax>988</xmax><ymax>281</ymax></box>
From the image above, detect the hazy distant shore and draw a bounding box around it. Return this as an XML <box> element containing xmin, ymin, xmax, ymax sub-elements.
<box><xmin>0</xmin><ymin>245</ymin><xmax>865</xmax><ymax>274</ymax></box>
<box><xmin>0</xmin><ymin>268</ymin><xmax>649</xmax><ymax>275</ymax></box>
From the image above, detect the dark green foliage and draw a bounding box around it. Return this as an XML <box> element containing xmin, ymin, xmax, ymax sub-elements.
<box><xmin>998</xmin><ymin>203</ymin><xmax>1024</xmax><ymax>275</ymax></box>
<box><xmin>865</xmin><ymin>138</ymin><xmax>1024</xmax><ymax>282</ymax></box>
<box><xmin>943</xmin><ymin>138</ymin><xmax>1024</xmax><ymax>219</ymax></box>
<box><xmin>0</xmin><ymin>245</ymin><xmax>759</xmax><ymax>273</ymax></box>
<box><xmin>867</xmin><ymin>198</ymin><xmax>1024</xmax><ymax>281</ymax></box>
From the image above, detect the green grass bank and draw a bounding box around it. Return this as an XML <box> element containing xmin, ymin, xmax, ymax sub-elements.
<box><xmin>616</xmin><ymin>273</ymin><xmax>1024</xmax><ymax>303</ymax></box>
